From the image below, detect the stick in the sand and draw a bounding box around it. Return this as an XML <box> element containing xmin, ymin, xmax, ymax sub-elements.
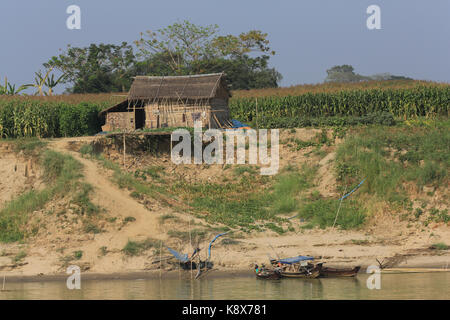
<box><xmin>267</xmin><ymin>242</ymin><xmax>280</xmax><ymax>260</ymax></box>
<box><xmin>123</xmin><ymin>132</ymin><xmax>126</xmax><ymax>169</ymax></box>
<box><xmin>332</xmin><ymin>185</ymin><xmax>347</xmax><ymax>229</ymax></box>
<box><xmin>159</xmin><ymin>240</ymin><xmax>162</xmax><ymax>278</ymax></box>
<box><xmin>2</xmin><ymin>275</ymin><xmax>5</xmax><ymax>291</ymax></box>
<box><xmin>189</xmin><ymin>220</ymin><xmax>193</xmax><ymax>280</ymax></box>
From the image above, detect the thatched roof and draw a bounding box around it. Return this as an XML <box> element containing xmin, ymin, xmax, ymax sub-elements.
<box><xmin>128</xmin><ymin>73</ymin><xmax>229</xmax><ymax>100</ymax></box>
<box><xmin>99</xmin><ymin>73</ymin><xmax>230</xmax><ymax>116</ymax></box>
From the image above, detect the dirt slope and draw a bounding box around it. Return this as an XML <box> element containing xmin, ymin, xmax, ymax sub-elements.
<box><xmin>1</xmin><ymin>134</ymin><xmax>449</xmax><ymax>277</ymax></box>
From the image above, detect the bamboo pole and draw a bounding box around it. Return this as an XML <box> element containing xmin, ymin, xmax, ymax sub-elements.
<box><xmin>123</xmin><ymin>132</ymin><xmax>126</xmax><ymax>169</ymax></box>
<box><xmin>2</xmin><ymin>275</ymin><xmax>5</xmax><ymax>291</ymax></box>
<box><xmin>189</xmin><ymin>219</ymin><xmax>193</xmax><ymax>280</ymax></box>
<box><xmin>159</xmin><ymin>240</ymin><xmax>162</xmax><ymax>278</ymax></box>
<box><xmin>256</xmin><ymin>97</ymin><xmax>258</xmax><ymax>129</ymax></box>
<box><xmin>178</xmin><ymin>243</ymin><xmax>181</xmax><ymax>279</ymax></box>
<box><xmin>332</xmin><ymin>185</ymin><xmax>347</xmax><ymax>228</ymax></box>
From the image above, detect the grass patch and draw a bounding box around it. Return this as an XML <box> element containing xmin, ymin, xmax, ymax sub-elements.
<box><xmin>122</xmin><ymin>238</ymin><xmax>159</xmax><ymax>256</ymax></box>
<box><xmin>264</xmin><ymin>223</ymin><xmax>285</xmax><ymax>234</ymax></box>
<box><xmin>99</xmin><ymin>246</ymin><xmax>108</xmax><ymax>256</ymax></box>
<box><xmin>73</xmin><ymin>183</ymin><xmax>100</xmax><ymax>215</ymax></box>
<box><xmin>167</xmin><ymin>229</ymin><xmax>208</xmax><ymax>242</ymax></box>
<box><xmin>79</xmin><ymin>143</ymin><xmax>94</xmax><ymax>156</ymax></box>
<box><xmin>158</xmin><ymin>214</ymin><xmax>177</xmax><ymax>223</ymax></box>
<box><xmin>13</xmin><ymin>250</ymin><xmax>27</xmax><ymax>263</ymax></box>
<box><xmin>83</xmin><ymin>221</ymin><xmax>102</xmax><ymax>234</ymax></box>
<box><xmin>134</xmin><ymin>166</ymin><xmax>165</xmax><ymax>180</ymax></box>
<box><xmin>233</xmin><ymin>165</ymin><xmax>257</xmax><ymax>176</ymax></box>
<box><xmin>73</xmin><ymin>250</ymin><xmax>83</xmax><ymax>260</ymax></box>
<box><xmin>12</xmin><ymin>138</ymin><xmax>47</xmax><ymax>156</ymax></box>
<box><xmin>351</xmin><ymin>239</ymin><xmax>370</xmax><ymax>245</ymax></box>
<box><xmin>124</xmin><ymin>216</ymin><xmax>136</xmax><ymax>223</ymax></box>
<box><xmin>336</xmin><ymin>126</ymin><xmax>449</xmax><ymax>198</ymax></box>
<box><xmin>430</xmin><ymin>243</ymin><xmax>448</xmax><ymax>250</ymax></box>
<box><xmin>0</xmin><ymin>149</ymin><xmax>98</xmax><ymax>243</ymax></box>
<box><xmin>299</xmin><ymin>198</ymin><xmax>365</xmax><ymax>230</ymax></box>
<box><xmin>269</xmin><ymin>165</ymin><xmax>316</xmax><ymax>214</ymax></box>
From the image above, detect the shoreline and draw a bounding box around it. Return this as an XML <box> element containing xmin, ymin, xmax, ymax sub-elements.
<box><xmin>3</xmin><ymin>260</ymin><xmax>450</xmax><ymax>284</ymax></box>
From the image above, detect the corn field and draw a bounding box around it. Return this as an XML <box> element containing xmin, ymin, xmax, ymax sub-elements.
<box><xmin>0</xmin><ymin>83</ymin><xmax>448</xmax><ymax>138</ymax></box>
<box><xmin>232</xmin><ymin>80</ymin><xmax>449</xmax><ymax>98</ymax></box>
<box><xmin>0</xmin><ymin>99</ymin><xmax>105</xmax><ymax>138</ymax></box>
<box><xmin>229</xmin><ymin>86</ymin><xmax>450</xmax><ymax>122</ymax></box>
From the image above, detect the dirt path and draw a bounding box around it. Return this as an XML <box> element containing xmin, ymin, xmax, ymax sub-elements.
<box><xmin>42</xmin><ymin>137</ymin><xmax>171</xmax><ymax>273</ymax></box>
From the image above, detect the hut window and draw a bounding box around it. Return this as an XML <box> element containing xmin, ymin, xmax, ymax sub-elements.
<box><xmin>182</xmin><ymin>113</ymin><xmax>186</xmax><ymax>122</ymax></box>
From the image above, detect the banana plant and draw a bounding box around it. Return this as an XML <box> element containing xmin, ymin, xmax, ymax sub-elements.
<box><xmin>44</xmin><ymin>72</ymin><xmax>65</xmax><ymax>96</ymax></box>
<box><xmin>0</xmin><ymin>77</ymin><xmax>8</xmax><ymax>95</ymax></box>
<box><xmin>0</xmin><ymin>76</ymin><xmax>30</xmax><ymax>95</ymax></box>
<box><xmin>27</xmin><ymin>68</ymin><xmax>54</xmax><ymax>96</ymax></box>
<box><xmin>7</xmin><ymin>83</ymin><xmax>30</xmax><ymax>95</ymax></box>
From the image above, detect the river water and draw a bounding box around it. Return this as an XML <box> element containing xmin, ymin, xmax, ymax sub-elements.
<box><xmin>0</xmin><ymin>272</ymin><xmax>448</xmax><ymax>300</ymax></box>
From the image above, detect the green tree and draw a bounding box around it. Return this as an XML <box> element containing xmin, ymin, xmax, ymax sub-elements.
<box><xmin>43</xmin><ymin>21</ymin><xmax>282</xmax><ymax>93</ymax></box>
<box><xmin>135</xmin><ymin>20</ymin><xmax>281</xmax><ymax>89</ymax></box>
<box><xmin>191</xmin><ymin>55</ymin><xmax>282</xmax><ymax>90</ymax></box>
<box><xmin>325</xmin><ymin>65</ymin><xmax>367</xmax><ymax>83</ymax></box>
<box><xmin>45</xmin><ymin>42</ymin><xmax>136</xmax><ymax>93</ymax></box>
<box><xmin>135</xmin><ymin>21</ymin><xmax>219</xmax><ymax>74</ymax></box>
<box><xmin>133</xmin><ymin>51</ymin><xmax>183</xmax><ymax>76</ymax></box>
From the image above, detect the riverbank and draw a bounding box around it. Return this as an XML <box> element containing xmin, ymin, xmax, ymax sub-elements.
<box><xmin>2</xmin><ymin>248</ymin><xmax>449</xmax><ymax>283</ymax></box>
<box><xmin>3</xmin><ymin>264</ymin><xmax>450</xmax><ymax>285</ymax></box>
<box><xmin>0</xmin><ymin>127</ymin><xmax>448</xmax><ymax>281</ymax></box>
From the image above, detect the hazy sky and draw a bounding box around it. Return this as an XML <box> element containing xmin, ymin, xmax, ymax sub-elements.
<box><xmin>1</xmin><ymin>0</ymin><xmax>449</xmax><ymax>92</ymax></box>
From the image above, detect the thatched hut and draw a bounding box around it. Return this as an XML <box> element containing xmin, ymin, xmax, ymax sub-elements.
<box><xmin>99</xmin><ymin>73</ymin><xmax>231</xmax><ymax>131</ymax></box>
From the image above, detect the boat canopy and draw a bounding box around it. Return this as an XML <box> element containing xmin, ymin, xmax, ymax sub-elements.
<box><xmin>276</xmin><ymin>256</ymin><xmax>314</xmax><ymax>264</ymax></box>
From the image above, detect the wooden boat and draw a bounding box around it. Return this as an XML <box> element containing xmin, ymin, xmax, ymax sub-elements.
<box><xmin>280</xmin><ymin>266</ymin><xmax>321</xmax><ymax>279</ymax></box>
<box><xmin>254</xmin><ymin>265</ymin><xmax>282</xmax><ymax>280</ymax></box>
<box><xmin>269</xmin><ymin>255</ymin><xmax>321</xmax><ymax>279</ymax></box>
<box><xmin>256</xmin><ymin>269</ymin><xmax>282</xmax><ymax>280</ymax></box>
<box><xmin>319</xmin><ymin>264</ymin><xmax>360</xmax><ymax>277</ymax></box>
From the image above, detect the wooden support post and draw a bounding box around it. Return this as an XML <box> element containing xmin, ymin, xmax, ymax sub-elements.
<box><xmin>256</xmin><ymin>97</ymin><xmax>259</xmax><ymax>129</ymax></box>
<box><xmin>189</xmin><ymin>219</ymin><xmax>193</xmax><ymax>280</ymax></box>
<box><xmin>159</xmin><ymin>240</ymin><xmax>162</xmax><ymax>278</ymax></box>
<box><xmin>123</xmin><ymin>132</ymin><xmax>126</xmax><ymax>169</ymax></box>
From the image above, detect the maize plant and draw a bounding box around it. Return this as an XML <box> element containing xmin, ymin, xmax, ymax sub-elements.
<box><xmin>229</xmin><ymin>86</ymin><xmax>450</xmax><ymax>123</ymax></box>
<box><xmin>0</xmin><ymin>99</ymin><xmax>103</xmax><ymax>138</ymax></box>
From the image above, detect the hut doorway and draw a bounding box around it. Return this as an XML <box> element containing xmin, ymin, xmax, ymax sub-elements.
<box><xmin>135</xmin><ymin>108</ymin><xmax>146</xmax><ymax>129</ymax></box>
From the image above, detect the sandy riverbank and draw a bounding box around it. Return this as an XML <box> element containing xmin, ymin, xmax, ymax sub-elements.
<box><xmin>0</xmin><ymin>134</ymin><xmax>448</xmax><ymax>282</ymax></box>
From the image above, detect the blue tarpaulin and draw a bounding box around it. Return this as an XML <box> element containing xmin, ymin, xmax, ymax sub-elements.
<box><xmin>208</xmin><ymin>233</ymin><xmax>228</xmax><ymax>260</ymax></box>
<box><xmin>231</xmin><ymin>120</ymin><xmax>250</xmax><ymax>129</ymax></box>
<box><xmin>276</xmin><ymin>256</ymin><xmax>314</xmax><ymax>264</ymax></box>
<box><xmin>338</xmin><ymin>178</ymin><xmax>366</xmax><ymax>201</ymax></box>
<box><xmin>166</xmin><ymin>246</ymin><xmax>189</xmax><ymax>263</ymax></box>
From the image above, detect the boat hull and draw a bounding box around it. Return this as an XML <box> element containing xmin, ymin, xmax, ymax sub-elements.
<box><xmin>319</xmin><ymin>266</ymin><xmax>360</xmax><ymax>277</ymax></box>
<box><xmin>256</xmin><ymin>271</ymin><xmax>282</xmax><ymax>280</ymax></box>
<box><xmin>280</xmin><ymin>268</ymin><xmax>321</xmax><ymax>279</ymax></box>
